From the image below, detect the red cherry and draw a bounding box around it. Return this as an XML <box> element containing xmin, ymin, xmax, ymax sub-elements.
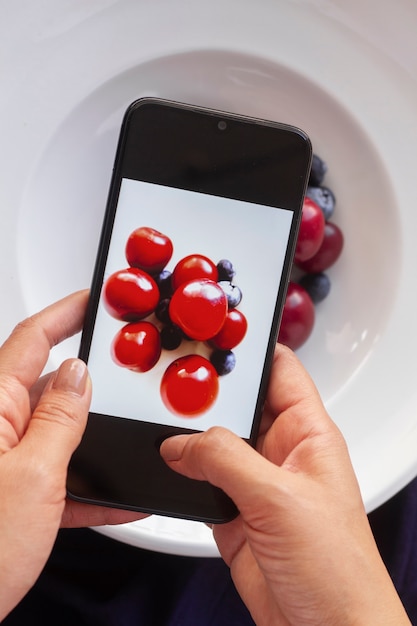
<box><xmin>294</xmin><ymin>197</ymin><xmax>325</xmax><ymax>263</ymax></box>
<box><xmin>172</xmin><ymin>254</ymin><xmax>218</xmax><ymax>290</ymax></box>
<box><xmin>103</xmin><ymin>267</ymin><xmax>160</xmax><ymax>321</ymax></box>
<box><xmin>125</xmin><ymin>226</ymin><xmax>173</xmax><ymax>274</ymax></box>
<box><xmin>169</xmin><ymin>279</ymin><xmax>227</xmax><ymax>341</ymax></box>
<box><xmin>111</xmin><ymin>321</ymin><xmax>161</xmax><ymax>372</ymax></box>
<box><xmin>278</xmin><ymin>282</ymin><xmax>315</xmax><ymax>351</ymax></box>
<box><xmin>296</xmin><ymin>221</ymin><xmax>344</xmax><ymax>273</ymax></box>
<box><xmin>210</xmin><ymin>308</ymin><xmax>248</xmax><ymax>350</ymax></box>
<box><xmin>160</xmin><ymin>355</ymin><xmax>219</xmax><ymax>416</ymax></box>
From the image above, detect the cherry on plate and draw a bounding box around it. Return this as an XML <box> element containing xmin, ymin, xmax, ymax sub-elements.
<box><xmin>296</xmin><ymin>221</ymin><xmax>344</xmax><ymax>273</ymax></box>
<box><xmin>278</xmin><ymin>282</ymin><xmax>315</xmax><ymax>351</ymax></box>
<box><xmin>160</xmin><ymin>354</ymin><xmax>219</xmax><ymax>416</ymax></box>
<box><xmin>294</xmin><ymin>197</ymin><xmax>325</xmax><ymax>264</ymax></box>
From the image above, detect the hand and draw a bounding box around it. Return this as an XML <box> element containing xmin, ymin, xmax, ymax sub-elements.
<box><xmin>160</xmin><ymin>344</ymin><xmax>410</xmax><ymax>626</ymax></box>
<box><xmin>0</xmin><ymin>291</ymin><xmax>145</xmax><ymax>620</ymax></box>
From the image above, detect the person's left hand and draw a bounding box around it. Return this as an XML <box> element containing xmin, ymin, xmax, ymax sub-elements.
<box><xmin>0</xmin><ymin>290</ymin><xmax>145</xmax><ymax>620</ymax></box>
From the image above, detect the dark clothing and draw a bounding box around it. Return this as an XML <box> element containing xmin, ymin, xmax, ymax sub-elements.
<box><xmin>4</xmin><ymin>476</ymin><xmax>417</xmax><ymax>625</ymax></box>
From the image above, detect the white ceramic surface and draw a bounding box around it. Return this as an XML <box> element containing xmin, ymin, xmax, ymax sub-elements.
<box><xmin>1</xmin><ymin>0</ymin><xmax>417</xmax><ymax>557</ymax></box>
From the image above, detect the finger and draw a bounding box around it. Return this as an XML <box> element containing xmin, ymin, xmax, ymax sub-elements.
<box><xmin>61</xmin><ymin>501</ymin><xmax>148</xmax><ymax>528</ymax></box>
<box><xmin>260</xmin><ymin>344</ymin><xmax>344</xmax><ymax>467</ymax></box>
<box><xmin>0</xmin><ymin>290</ymin><xmax>89</xmax><ymax>390</ymax></box>
<box><xmin>19</xmin><ymin>359</ymin><xmax>91</xmax><ymax>473</ymax></box>
<box><xmin>266</xmin><ymin>343</ymin><xmax>325</xmax><ymax>417</ymax></box>
<box><xmin>29</xmin><ymin>372</ymin><xmax>52</xmax><ymax>412</ymax></box>
<box><xmin>160</xmin><ymin>427</ymin><xmax>286</xmax><ymax>518</ymax></box>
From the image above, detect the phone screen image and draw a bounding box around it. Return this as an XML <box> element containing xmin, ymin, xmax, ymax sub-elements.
<box><xmin>88</xmin><ymin>178</ymin><xmax>293</xmax><ymax>439</ymax></box>
<box><xmin>68</xmin><ymin>98</ymin><xmax>311</xmax><ymax>522</ymax></box>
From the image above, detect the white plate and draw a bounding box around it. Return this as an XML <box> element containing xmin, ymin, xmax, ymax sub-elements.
<box><xmin>1</xmin><ymin>0</ymin><xmax>417</xmax><ymax>558</ymax></box>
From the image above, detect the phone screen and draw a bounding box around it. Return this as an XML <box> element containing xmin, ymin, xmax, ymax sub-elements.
<box><xmin>68</xmin><ymin>98</ymin><xmax>311</xmax><ymax>522</ymax></box>
<box><xmin>88</xmin><ymin>178</ymin><xmax>293</xmax><ymax>438</ymax></box>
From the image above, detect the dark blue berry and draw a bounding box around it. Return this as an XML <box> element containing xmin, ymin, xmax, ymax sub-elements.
<box><xmin>217</xmin><ymin>259</ymin><xmax>236</xmax><ymax>282</ymax></box>
<box><xmin>306</xmin><ymin>186</ymin><xmax>336</xmax><ymax>221</ymax></box>
<box><xmin>154</xmin><ymin>270</ymin><xmax>173</xmax><ymax>298</ymax></box>
<box><xmin>160</xmin><ymin>324</ymin><xmax>183</xmax><ymax>350</ymax></box>
<box><xmin>309</xmin><ymin>154</ymin><xmax>327</xmax><ymax>186</ymax></box>
<box><xmin>210</xmin><ymin>350</ymin><xmax>236</xmax><ymax>376</ymax></box>
<box><xmin>299</xmin><ymin>273</ymin><xmax>331</xmax><ymax>303</ymax></box>
<box><xmin>155</xmin><ymin>298</ymin><xmax>171</xmax><ymax>324</ymax></box>
<box><xmin>218</xmin><ymin>281</ymin><xmax>242</xmax><ymax>309</ymax></box>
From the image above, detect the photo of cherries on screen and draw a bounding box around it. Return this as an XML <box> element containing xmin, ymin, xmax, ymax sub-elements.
<box><xmin>103</xmin><ymin>226</ymin><xmax>247</xmax><ymax>417</ymax></box>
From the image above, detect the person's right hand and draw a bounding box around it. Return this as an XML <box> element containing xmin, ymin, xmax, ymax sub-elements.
<box><xmin>161</xmin><ymin>344</ymin><xmax>411</xmax><ymax>626</ymax></box>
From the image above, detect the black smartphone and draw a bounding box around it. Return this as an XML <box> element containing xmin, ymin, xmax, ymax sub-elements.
<box><xmin>67</xmin><ymin>97</ymin><xmax>312</xmax><ymax>523</ymax></box>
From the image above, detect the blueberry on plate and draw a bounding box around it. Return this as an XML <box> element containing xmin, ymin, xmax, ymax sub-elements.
<box><xmin>306</xmin><ymin>186</ymin><xmax>336</xmax><ymax>221</ymax></box>
<box><xmin>299</xmin><ymin>272</ymin><xmax>331</xmax><ymax>304</ymax></box>
<box><xmin>210</xmin><ymin>349</ymin><xmax>236</xmax><ymax>376</ymax></box>
<box><xmin>309</xmin><ymin>154</ymin><xmax>328</xmax><ymax>187</ymax></box>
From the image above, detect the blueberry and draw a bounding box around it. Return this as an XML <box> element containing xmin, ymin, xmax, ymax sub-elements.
<box><xmin>155</xmin><ymin>298</ymin><xmax>171</xmax><ymax>324</ymax></box>
<box><xmin>218</xmin><ymin>281</ymin><xmax>242</xmax><ymax>308</ymax></box>
<box><xmin>160</xmin><ymin>324</ymin><xmax>183</xmax><ymax>350</ymax></box>
<box><xmin>154</xmin><ymin>269</ymin><xmax>173</xmax><ymax>298</ymax></box>
<box><xmin>217</xmin><ymin>259</ymin><xmax>236</xmax><ymax>282</ymax></box>
<box><xmin>309</xmin><ymin>154</ymin><xmax>327</xmax><ymax>186</ymax></box>
<box><xmin>210</xmin><ymin>350</ymin><xmax>236</xmax><ymax>376</ymax></box>
<box><xmin>299</xmin><ymin>273</ymin><xmax>331</xmax><ymax>304</ymax></box>
<box><xmin>306</xmin><ymin>186</ymin><xmax>336</xmax><ymax>221</ymax></box>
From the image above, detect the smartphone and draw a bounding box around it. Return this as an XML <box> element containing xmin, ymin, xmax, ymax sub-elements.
<box><xmin>67</xmin><ymin>97</ymin><xmax>312</xmax><ymax>523</ymax></box>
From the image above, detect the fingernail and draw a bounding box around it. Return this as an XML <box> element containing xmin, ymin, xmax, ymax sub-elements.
<box><xmin>52</xmin><ymin>359</ymin><xmax>88</xmax><ymax>397</ymax></box>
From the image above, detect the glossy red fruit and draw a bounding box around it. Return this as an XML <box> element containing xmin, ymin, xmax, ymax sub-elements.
<box><xmin>103</xmin><ymin>267</ymin><xmax>160</xmax><ymax>321</ymax></box>
<box><xmin>111</xmin><ymin>321</ymin><xmax>161</xmax><ymax>372</ymax></box>
<box><xmin>125</xmin><ymin>227</ymin><xmax>173</xmax><ymax>274</ymax></box>
<box><xmin>278</xmin><ymin>282</ymin><xmax>315</xmax><ymax>351</ymax></box>
<box><xmin>169</xmin><ymin>279</ymin><xmax>227</xmax><ymax>341</ymax></box>
<box><xmin>296</xmin><ymin>221</ymin><xmax>344</xmax><ymax>273</ymax></box>
<box><xmin>210</xmin><ymin>308</ymin><xmax>248</xmax><ymax>350</ymax></box>
<box><xmin>172</xmin><ymin>254</ymin><xmax>218</xmax><ymax>291</ymax></box>
<box><xmin>294</xmin><ymin>197</ymin><xmax>325</xmax><ymax>263</ymax></box>
<box><xmin>160</xmin><ymin>354</ymin><xmax>219</xmax><ymax>416</ymax></box>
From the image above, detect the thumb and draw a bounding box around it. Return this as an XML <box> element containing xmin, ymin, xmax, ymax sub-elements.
<box><xmin>21</xmin><ymin>359</ymin><xmax>91</xmax><ymax>470</ymax></box>
<box><xmin>160</xmin><ymin>427</ymin><xmax>283</xmax><ymax>517</ymax></box>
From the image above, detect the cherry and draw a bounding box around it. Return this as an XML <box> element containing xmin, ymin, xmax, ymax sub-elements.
<box><xmin>160</xmin><ymin>354</ymin><xmax>219</xmax><ymax>416</ymax></box>
<box><xmin>296</xmin><ymin>221</ymin><xmax>344</xmax><ymax>273</ymax></box>
<box><xmin>125</xmin><ymin>226</ymin><xmax>173</xmax><ymax>274</ymax></box>
<box><xmin>171</xmin><ymin>254</ymin><xmax>218</xmax><ymax>290</ymax></box>
<box><xmin>294</xmin><ymin>197</ymin><xmax>325</xmax><ymax>263</ymax></box>
<box><xmin>278</xmin><ymin>282</ymin><xmax>315</xmax><ymax>351</ymax></box>
<box><xmin>169</xmin><ymin>279</ymin><xmax>227</xmax><ymax>341</ymax></box>
<box><xmin>210</xmin><ymin>308</ymin><xmax>248</xmax><ymax>350</ymax></box>
<box><xmin>103</xmin><ymin>267</ymin><xmax>160</xmax><ymax>321</ymax></box>
<box><xmin>111</xmin><ymin>321</ymin><xmax>161</xmax><ymax>372</ymax></box>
